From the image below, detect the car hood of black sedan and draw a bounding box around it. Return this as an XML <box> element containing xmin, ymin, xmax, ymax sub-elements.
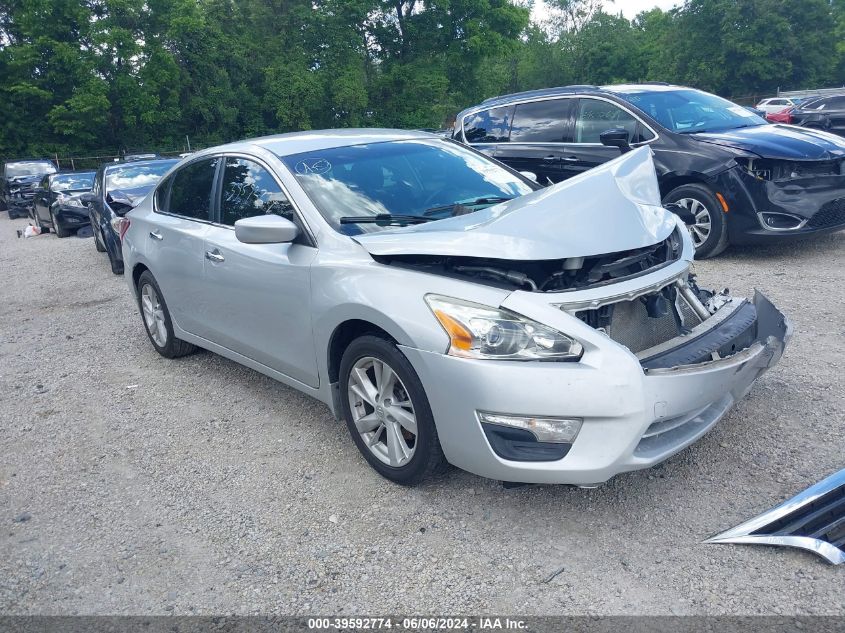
<box><xmin>691</xmin><ymin>124</ymin><xmax>845</xmax><ymax>160</ymax></box>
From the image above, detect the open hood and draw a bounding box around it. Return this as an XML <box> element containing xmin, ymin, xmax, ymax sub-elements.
<box><xmin>692</xmin><ymin>124</ymin><xmax>845</xmax><ymax>160</ymax></box>
<box><xmin>354</xmin><ymin>146</ymin><xmax>677</xmax><ymax>261</ymax></box>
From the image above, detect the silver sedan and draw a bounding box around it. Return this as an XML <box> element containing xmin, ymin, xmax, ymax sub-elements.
<box><xmin>121</xmin><ymin>130</ymin><xmax>790</xmax><ymax>486</ymax></box>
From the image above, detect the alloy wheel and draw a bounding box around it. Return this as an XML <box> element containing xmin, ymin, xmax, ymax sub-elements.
<box><xmin>675</xmin><ymin>197</ymin><xmax>712</xmax><ymax>248</ymax></box>
<box><xmin>347</xmin><ymin>356</ymin><xmax>418</xmax><ymax>467</ymax></box>
<box><xmin>140</xmin><ymin>283</ymin><xmax>168</xmax><ymax>347</ymax></box>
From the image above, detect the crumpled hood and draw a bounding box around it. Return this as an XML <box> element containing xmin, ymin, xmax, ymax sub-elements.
<box><xmin>692</xmin><ymin>124</ymin><xmax>845</xmax><ymax>160</ymax></box>
<box><xmin>354</xmin><ymin>146</ymin><xmax>677</xmax><ymax>260</ymax></box>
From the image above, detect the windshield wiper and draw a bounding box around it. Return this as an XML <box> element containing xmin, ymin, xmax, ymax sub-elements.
<box><xmin>339</xmin><ymin>213</ymin><xmax>433</xmax><ymax>226</ymax></box>
<box><xmin>422</xmin><ymin>196</ymin><xmax>514</xmax><ymax>217</ymax></box>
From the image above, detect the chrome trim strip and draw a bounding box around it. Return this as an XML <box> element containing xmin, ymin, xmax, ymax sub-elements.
<box><xmin>756</xmin><ymin>211</ymin><xmax>809</xmax><ymax>232</ymax></box>
<box><xmin>705</xmin><ymin>467</ymin><xmax>845</xmax><ymax>565</ymax></box>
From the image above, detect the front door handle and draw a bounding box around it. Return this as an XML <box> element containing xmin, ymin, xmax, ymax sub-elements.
<box><xmin>149</xmin><ymin>230</ymin><xmax>163</xmax><ymax>240</ymax></box>
<box><xmin>542</xmin><ymin>155</ymin><xmax>559</xmax><ymax>162</ymax></box>
<box><xmin>205</xmin><ymin>249</ymin><xmax>225</xmax><ymax>263</ymax></box>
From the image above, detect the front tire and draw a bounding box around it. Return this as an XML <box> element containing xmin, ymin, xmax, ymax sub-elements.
<box><xmin>663</xmin><ymin>183</ymin><xmax>729</xmax><ymax>258</ymax></box>
<box><xmin>339</xmin><ymin>335</ymin><xmax>447</xmax><ymax>485</ymax></box>
<box><xmin>136</xmin><ymin>271</ymin><xmax>196</xmax><ymax>359</ymax></box>
<box><xmin>50</xmin><ymin>211</ymin><xmax>70</xmax><ymax>237</ymax></box>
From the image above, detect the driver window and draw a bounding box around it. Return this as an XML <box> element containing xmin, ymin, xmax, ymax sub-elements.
<box><xmin>575</xmin><ymin>99</ymin><xmax>640</xmax><ymax>143</ymax></box>
<box><xmin>219</xmin><ymin>158</ymin><xmax>295</xmax><ymax>226</ymax></box>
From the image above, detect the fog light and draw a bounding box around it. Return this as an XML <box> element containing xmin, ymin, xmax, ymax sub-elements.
<box><xmin>477</xmin><ymin>411</ymin><xmax>582</xmax><ymax>443</ymax></box>
<box><xmin>759</xmin><ymin>212</ymin><xmax>804</xmax><ymax>230</ymax></box>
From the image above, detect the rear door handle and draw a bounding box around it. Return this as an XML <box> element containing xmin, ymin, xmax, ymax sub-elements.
<box><xmin>149</xmin><ymin>230</ymin><xmax>163</xmax><ymax>240</ymax></box>
<box><xmin>561</xmin><ymin>156</ymin><xmax>580</xmax><ymax>162</ymax></box>
<box><xmin>205</xmin><ymin>249</ymin><xmax>225</xmax><ymax>263</ymax></box>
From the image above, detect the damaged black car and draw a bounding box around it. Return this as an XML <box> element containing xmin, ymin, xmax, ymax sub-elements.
<box><xmin>1</xmin><ymin>159</ymin><xmax>57</xmax><ymax>219</ymax></box>
<box><xmin>453</xmin><ymin>84</ymin><xmax>845</xmax><ymax>257</ymax></box>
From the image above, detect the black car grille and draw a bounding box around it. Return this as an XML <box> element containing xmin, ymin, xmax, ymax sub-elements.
<box><xmin>808</xmin><ymin>198</ymin><xmax>845</xmax><ymax>228</ymax></box>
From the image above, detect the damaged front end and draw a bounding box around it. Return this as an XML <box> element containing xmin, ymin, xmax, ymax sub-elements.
<box><xmin>723</xmin><ymin>155</ymin><xmax>845</xmax><ymax>239</ymax></box>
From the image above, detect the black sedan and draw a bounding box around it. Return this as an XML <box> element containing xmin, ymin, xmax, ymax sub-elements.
<box><xmin>30</xmin><ymin>171</ymin><xmax>95</xmax><ymax>237</ymax></box>
<box><xmin>454</xmin><ymin>84</ymin><xmax>845</xmax><ymax>257</ymax></box>
<box><xmin>83</xmin><ymin>159</ymin><xmax>178</xmax><ymax>274</ymax></box>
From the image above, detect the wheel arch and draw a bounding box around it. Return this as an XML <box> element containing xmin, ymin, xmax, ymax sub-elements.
<box><xmin>131</xmin><ymin>262</ymin><xmax>150</xmax><ymax>292</ymax></box>
<box><xmin>658</xmin><ymin>172</ymin><xmax>714</xmax><ymax>200</ymax></box>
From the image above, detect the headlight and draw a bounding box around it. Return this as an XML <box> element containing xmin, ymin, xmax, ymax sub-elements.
<box><xmin>63</xmin><ymin>197</ymin><xmax>86</xmax><ymax>209</ymax></box>
<box><xmin>425</xmin><ymin>294</ymin><xmax>583</xmax><ymax>361</ymax></box>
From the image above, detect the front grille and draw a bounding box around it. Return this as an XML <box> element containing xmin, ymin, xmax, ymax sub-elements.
<box><xmin>808</xmin><ymin>198</ymin><xmax>845</xmax><ymax>228</ymax></box>
<box><xmin>708</xmin><ymin>468</ymin><xmax>845</xmax><ymax>565</ymax></box>
<box><xmin>753</xmin><ymin>484</ymin><xmax>845</xmax><ymax>549</ymax></box>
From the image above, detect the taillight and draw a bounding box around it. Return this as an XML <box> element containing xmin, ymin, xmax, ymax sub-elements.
<box><xmin>111</xmin><ymin>216</ymin><xmax>131</xmax><ymax>241</ymax></box>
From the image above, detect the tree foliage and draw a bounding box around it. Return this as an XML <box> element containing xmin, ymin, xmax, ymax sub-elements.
<box><xmin>0</xmin><ymin>0</ymin><xmax>842</xmax><ymax>159</ymax></box>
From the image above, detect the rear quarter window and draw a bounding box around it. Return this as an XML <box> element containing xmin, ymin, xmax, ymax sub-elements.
<box><xmin>462</xmin><ymin>106</ymin><xmax>514</xmax><ymax>143</ymax></box>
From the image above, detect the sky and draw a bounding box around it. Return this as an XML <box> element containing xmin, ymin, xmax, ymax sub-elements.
<box><xmin>531</xmin><ymin>0</ymin><xmax>680</xmax><ymax>23</ymax></box>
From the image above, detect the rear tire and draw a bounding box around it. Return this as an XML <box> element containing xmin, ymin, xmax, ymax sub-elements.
<box><xmin>136</xmin><ymin>270</ymin><xmax>196</xmax><ymax>359</ymax></box>
<box><xmin>339</xmin><ymin>335</ymin><xmax>447</xmax><ymax>485</ymax></box>
<box><xmin>663</xmin><ymin>183</ymin><xmax>729</xmax><ymax>259</ymax></box>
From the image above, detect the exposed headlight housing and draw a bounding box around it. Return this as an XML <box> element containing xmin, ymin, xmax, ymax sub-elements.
<box><xmin>425</xmin><ymin>294</ymin><xmax>583</xmax><ymax>361</ymax></box>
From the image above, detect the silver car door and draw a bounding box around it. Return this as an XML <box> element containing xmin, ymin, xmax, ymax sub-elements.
<box><xmin>146</xmin><ymin>157</ymin><xmax>218</xmax><ymax>337</ymax></box>
<box><xmin>201</xmin><ymin>156</ymin><xmax>319</xmax><ymax>388</ymax></box>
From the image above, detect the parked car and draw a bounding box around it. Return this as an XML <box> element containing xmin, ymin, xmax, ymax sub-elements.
<box><xmin>86</xmin><ymin>158</ymin><xmax>178</xmax><ymax>274</ymax></box>
<box><xmin>2</xmin><ymin>159</ymin><xmax>57</xmax><ymax>219</ymax></box>
<box><xmin>453</xmin><ymin>84</ymin><xmax>845</xmax><ymax>258</ymax></box>
<box><xmin>765</xmin><ymin>106</ymin><xmax>795</xmax><ymax>124</ymax></box>
<box><xmin>121</xmin><ymin>130</ymin><xmax>790</xmax><ymax>486</ymax></box>
<box><xmin>790</xmin><ymin>94</ymin><xmax>845</xmax><ymax>136</ymax></box>
<box><xmin>755</xmin><ymin>97</ymin><xmax>800</xmax><ymax>114</ymax></box>
<box><xmin>124</xmin><ymin>152</ymin><xmax>161</xmax><ymax>162</ymax></box>
<box><xmin>30</xmin><ymin>171</ymin><xmax>96</xmax><ymax>237</ymax></box>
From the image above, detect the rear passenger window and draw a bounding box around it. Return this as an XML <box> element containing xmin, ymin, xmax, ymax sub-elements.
<box><xmin>164</xmin><ymin>158</ymin><xmax>218</xmax><ymax>220</ymax></box>
<box><xmin>510</xmin><ymin>99</ymin><xmax>572</xmax><ymax>143</ymax></box>
<box><xmin>219</xmin><ymin>158</ymin><xmax>294</xmax><ymax>226</ymax></box>
<box><xmin>462</xmin><ymin>106</ymin><xmax>514</xmax><ymax>143</ymax></box>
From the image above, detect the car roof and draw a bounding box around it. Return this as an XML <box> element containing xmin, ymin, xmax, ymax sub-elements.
<box><xmin>104</xmin><ymin>158</ymin><xmax>179</xmax><ymax>172</ymax></box>
<box><xmin>468</xmin><ymin>83</ymin><xmax>688</xmax><ymax>112</ymax></box>
<box><xmin>194</xmin><ymin>129</ymin><xmax>437</xmax><ymax>158</ymax></box>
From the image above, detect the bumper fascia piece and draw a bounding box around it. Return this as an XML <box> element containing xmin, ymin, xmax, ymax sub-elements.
<box><xmin>401</xmin><ymin>290</ymin><xmax>790</xmax><ymax>485</ymax></box>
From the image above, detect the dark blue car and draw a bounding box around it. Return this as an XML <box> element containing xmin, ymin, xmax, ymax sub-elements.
<box><xmin>84</xmin><ymin>159</ymin><xmax>178</xmax><ymax>274</ymax></box>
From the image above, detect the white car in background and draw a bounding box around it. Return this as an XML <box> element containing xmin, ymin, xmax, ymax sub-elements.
<box><xmin>755</xmin><ymin>97</ymin><xmax>798</xmax><ymax>114</ymax></box>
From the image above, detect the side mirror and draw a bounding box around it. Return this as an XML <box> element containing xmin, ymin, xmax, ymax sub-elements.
<box><xmin>235</xmin><ymin>214</ymin><xmax>299</xmax><ymax>244</ymax></box>
<box><xmin>600</xmin><ymin>128</ymin><xmax>632</xmax><ymax>153</ymax></box>
<box><xmin>79</xmin><ymin>192</ymin><xmax>95</xmax><ymax>204</ymax></box>
<box><xmin>519</xmin><ymin>171</ymin><xmax>538</xmax><ymax>183</ymax></box>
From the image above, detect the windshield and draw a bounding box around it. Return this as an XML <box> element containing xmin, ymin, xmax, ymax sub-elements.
<box><xmin>618</xmin><ymin>89</ymin><xmax>768</xmax><ymax>134</ymax></box>
<box><xmin>53</xmin><ymin>173</ymin><xmax>95</xmax><ymax>191</ymax></box>
<box><xmin>105</xmin><ymin>160</ymin><xmax>177</xmax><ymax>194</ymax></box>
<box><xmin>6</xmin><ymin>161</ymin><xmax>56</xmax><ymax>178</ymax></box>
<box><xmin>280</xmin><ymin>139</ymin><xmax>535</xmax><ymax>234</ymax></box>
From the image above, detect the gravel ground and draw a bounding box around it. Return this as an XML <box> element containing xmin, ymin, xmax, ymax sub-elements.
<box><xmin>1</xmin><ymin>215</ymin><xmax>843</xmax><ymax>616</ymax></box>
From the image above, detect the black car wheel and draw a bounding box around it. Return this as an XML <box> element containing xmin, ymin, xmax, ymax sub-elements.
<box><xmin>50</xmin><ymin>211</ymin><xmax>69</xmax><ymax>237</ymax></box>
<box><xmin>339</xmin><ymin>335</ymin><xmax>447</xmax><ymax>485</ymax></box>
<box><xmin>663</xmin><ymin>183</ymin><xmax>729</xmax><ymax>258</ymax></box>
<box><xmin>136</xmin><ymin>270</ymin><xmax>196</xmax><ymax>359</ymax></box>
